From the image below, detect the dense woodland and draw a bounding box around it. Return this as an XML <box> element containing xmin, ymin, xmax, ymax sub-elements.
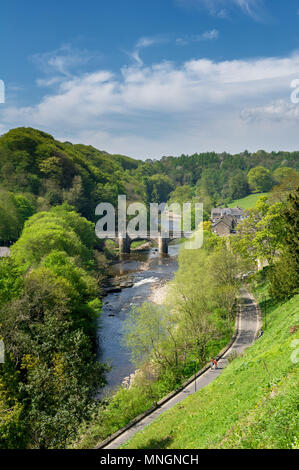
<box><xmin>1</xmin><ymin>127</ymin><xmax>299</xmax><ymax>244</ymax></box>
<box><xmin>0</xmin><ymin>127</ymin><xmax>298</xmax><ymax>448</ymax></box>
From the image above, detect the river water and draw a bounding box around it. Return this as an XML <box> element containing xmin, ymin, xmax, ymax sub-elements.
<box><xmin>97</xmin><ymin>244</ymin><xmax>180</xmax><ymax>397</ymax></box>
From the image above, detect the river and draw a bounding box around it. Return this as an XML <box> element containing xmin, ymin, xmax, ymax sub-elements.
<box><xmin>97</xmin><ymin>243</ymin><xmax>180</xmax><ymax>397</ymax></box>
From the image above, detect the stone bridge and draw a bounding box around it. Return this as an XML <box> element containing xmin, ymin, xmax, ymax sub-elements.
<box><xmin>107</xmin><ymin>231</ymin><xmax>192</xmax><ymax>254</ymax></box>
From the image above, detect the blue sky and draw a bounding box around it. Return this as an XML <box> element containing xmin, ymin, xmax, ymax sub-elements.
<box><xmin>1</xmin><ymin>0</ymin><xmax>299</xmax><ymax>158</ymax></box>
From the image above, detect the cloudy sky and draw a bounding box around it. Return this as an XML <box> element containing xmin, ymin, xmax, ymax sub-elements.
<box><xmin>1</xmin><ymin>0</ymin><xmax>299</xmax><ymax>159</ymax></box>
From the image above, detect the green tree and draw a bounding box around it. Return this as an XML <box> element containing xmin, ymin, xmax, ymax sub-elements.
<box><xmin>0</xmin><ymin>258</ymin><xmax>23</xmax><ymax>306</ymax></box>
<box><xmin>268</xmin><ymin>170</ymin><xmax>299</xmax><ymax>203</ymax></box>
<box><xmin>13</xmin><ymin>194</ymin><xmax>36</xmax><ymax>224</ymax></box>
<box><xmin>269</xmin><ymin>186</ymin><xmax>299</xmax><ymax>299</ymax></box>
<box><xmin>232</xmin><ymin>196</ymin><xmax>286</xmax><ymax>265</ymax></box>
<box><xmin>228</xmin><ymin>173</ymin><xmax>249</xmax><ymax>200</ymax></box>
<box><xmin>0</xmin><ymin>190</ymin><xmax>23</xmax><ymax>242</ymax></box>
<box><xmin>273</xmin><ymin>167</ymin><xmax>298</xmax><ymax>184</ymax></box>
<box><xmin>123</xmin><ymin>303</ymin><xmax>175</xmax><ymax>368</ymax></box>
<box><xmin>0</xmin><ymin>357</ymin><xmax>28</xmax><ymax>449</ymax></box>
<box><xmin>144</xmin><ymin>175</ymin><xmax>174</xmax><ymax>204</ymax></box>
<box><xmin>168</xmin><ymin>185</ymin><xmax>193</xmax><ymax>205</ymax></box>
<box><xmin>248</xmin><ymin>166</ymin><xmax>274</xmax><ymax>193</ymax></box>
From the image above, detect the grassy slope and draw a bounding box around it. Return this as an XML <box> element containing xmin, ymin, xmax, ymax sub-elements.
<box><xmin>228</xmin><ymin>193</ymin><xmax>268</xmax><ymax>210</ymax></box>
<box><xmin>122</xmin><ymin>280</ymin><xmax>299</xmax><ymax>449</ymax></box>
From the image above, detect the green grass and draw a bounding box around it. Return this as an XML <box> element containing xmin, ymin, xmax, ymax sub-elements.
<box><xmin>228</xmin><ymin>193</ymin><xmax>268</xmax><ymax>210</ymax></box>
<box><xmin>130</xmin><ymin>240</ymin><xmax>151</xmax><ymax>250</ymax></box>
<box><xmin>122</xmin><ymin>282</ymin><xmax>299</xmax><ymax>449</ymax></box>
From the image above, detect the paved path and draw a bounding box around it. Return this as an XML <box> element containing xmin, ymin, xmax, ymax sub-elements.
<box><xmin>103</xmin><ymin>287</ymin><xmax>260</xmax><ymax>449</ymax></box>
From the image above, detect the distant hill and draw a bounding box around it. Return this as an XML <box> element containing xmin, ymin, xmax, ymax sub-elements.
<box><xmin>0</xmin><ymin>127</ymin><xmax>143</xmax><ymax>221</ymax></box>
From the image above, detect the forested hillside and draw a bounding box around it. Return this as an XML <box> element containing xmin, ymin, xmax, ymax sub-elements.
<box><xmin>1</xmin><ymin>127</ymin><xmax>299</xmax><ymax>244</ymax></box>
<box><xmin>0</xmin><ymin>127</ymin><xmax>143</xmax><ymax>242</ymax></box>
<box><xmin>142</xmin><ymin>150</ymin><xmax>299</xmax><ymax>208</ymax></box>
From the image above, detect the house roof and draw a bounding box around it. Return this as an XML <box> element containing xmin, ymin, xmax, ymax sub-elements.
<box><xmin>211</xmin><ymin>208</ymin><xmax>222</xmax><ymax>216</ymax></box>
<box><xmin>211</xmin><ymin>206</ymin><xmax>244</xmax><ymax>218</ymax></box>
<box><xmin>212</xmin><ymin>214</ymin><xmax>234</xmax><ymax>228</ymax></box>
<box><xmin>228</xmin><ymin>207</ymin><xmax>244</xmax><ymax>216</ymax></box>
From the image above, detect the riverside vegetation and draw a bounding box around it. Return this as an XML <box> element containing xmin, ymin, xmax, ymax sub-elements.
<box><xmin>120</xmin><ymin>187</ymin><xmax>299</xmax><ymax>449</ymax></box>
<box><xmin>0</xmin><ymin>126</ymin><xmax>298</xmax><ymax>448</ymax></box>
<box><xmin>121</xmin><ymin>275</ymin><xmax>299</xmax><ymax>449</ymax></box>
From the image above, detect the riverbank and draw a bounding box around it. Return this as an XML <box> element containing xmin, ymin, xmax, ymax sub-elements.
<box><xmin>149</xmin><ymin>280</ymin><xmax>169</xmax><ymax>305</ymax></box>
<box><xmin>101</xmin><ymin>287</ymin><xmax>258</xmax><ymax>449</ymax></box>
<box><xmin>121</xmin><ymin>279</ymin><xmax>299</xmax><ymax>449</ymax></box>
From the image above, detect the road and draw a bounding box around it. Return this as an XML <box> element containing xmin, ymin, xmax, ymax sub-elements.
<box><xmin>101</xmin><ymin>287</ymin><xmax>260</xmax><ymax>450</ymax></box>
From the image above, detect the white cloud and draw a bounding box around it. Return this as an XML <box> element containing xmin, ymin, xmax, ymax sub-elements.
<box><xmin>2</xmin><ymin>51</ymin><xmax>299</xmax><ymax>157</ymax></box>
<box><xmin>130</xmin><ymin>31</ymin><xmax>219</xmax><ymax>65</ymax></box>
<box><xmin>176</xmin><ymin>29</ymin><xmax>219</xmax><ymax>45</ymax></box>
<box><xmin>241</xmin><ymin>99</ymin><xmax>299</xmax><ymax>122</ymax></box>
<box><xmin>176</xmin><ymin>0</ymin><xmax>263</xmax><ymax>20</ymax></box>
<box><xmin>136</xmin><ymin>37</ymin><xmax>160</xmax><ymax>49</ymax></box>
<box><xmin>201</xmin><ymin>29</ymin><xmax>219</xmax><ymax>40</ymax></box>
<box><xmin>31</xmin><ymin>44</ymin><xmax>101</xmax><ymax>81</ymax></box>
<box><xmin>128</xmin><ymin>36</ymin><xmax>168</xmax><ymax>66</ymax></box>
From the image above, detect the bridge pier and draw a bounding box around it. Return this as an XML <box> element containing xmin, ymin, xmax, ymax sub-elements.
<box><xmin>118</xmin><ymin>234</ymin><xmax>131</xmax><ymax>254</ymax></box>
<box><xmin>158</xmin><ymin>235</ymin><xmax>169</xmax><ymax>255</ymax></box>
